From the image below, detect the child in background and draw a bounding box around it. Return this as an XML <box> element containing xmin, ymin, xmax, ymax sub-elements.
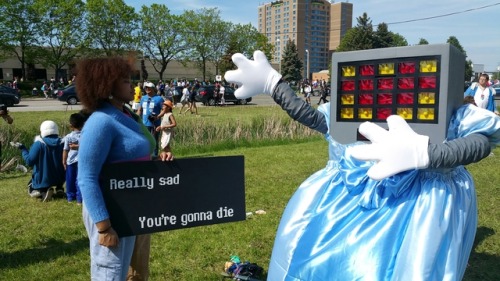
<box><xmin>156</xmin><ymin>100</ymin><xmax>176</xmax><ymax>158</ymax></box>
<box><xmin>41</xmin><ymin>82</ymin><xmax>49</xmax><ymax>99</ymax></box>
<box><xmin>62</xmin><ymin>113</ymin><xmax>86</xmax><ymax>204</ymax></box>
<box><xmin>179</xmin><ymin>84</ymin><xmax>191</xmax><ymax>114</ymax></box>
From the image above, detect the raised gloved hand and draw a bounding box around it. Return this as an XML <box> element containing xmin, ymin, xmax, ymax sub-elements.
<box><xmin>349</xmin><ymin>115</ymin><xmax>430</xmax><ymax>181</ymax></box>
<box><xmin>10</xmin><ymin>141</ymin><xmax>26</xmax><ymax>150</ymax></box>
<box><xmin>224</xmin><ymin>50</ymin><xmax>282</xmax><ymax>99</ymax></box>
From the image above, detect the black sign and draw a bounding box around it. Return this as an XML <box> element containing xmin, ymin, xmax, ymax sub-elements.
<box><xmin>100</xmin><ymin>156</ymin><xmax>245</xmax><ymax>237</ymax></box>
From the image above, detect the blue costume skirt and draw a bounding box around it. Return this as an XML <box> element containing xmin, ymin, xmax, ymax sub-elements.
<box><xmin>267</xmin><ymin>104</ymin><xmax>500</xmax><ymax>281</ymax></box>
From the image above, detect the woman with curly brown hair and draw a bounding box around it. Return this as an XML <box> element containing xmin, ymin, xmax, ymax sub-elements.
<box><xmin>76</xmin><ymin>57</ymin><xmax>173</xmax><ymax>280</ymax></box>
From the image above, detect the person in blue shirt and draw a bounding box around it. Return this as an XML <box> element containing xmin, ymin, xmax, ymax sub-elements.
<box><xmin>13</xmin><ymin>120</ymin><xmax>65</xmax><ymax>202</ymax></box>
<box><xmin>137</xmin><ymin>81</ymin><xmax>165</xmax><ymax>158</ymax></box>
<box><xmin>62</xmin><ymin>112</ymin><xmax>87</xmax><ymax>204</ymax></box>
<box><xmin>76</xmin><ymin>57</ymin><xmax>173</xmax><ymax>281</ymax></box>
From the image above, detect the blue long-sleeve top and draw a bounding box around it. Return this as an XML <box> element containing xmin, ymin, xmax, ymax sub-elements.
<box><xmin>21</xmin><ymin>135</ymin><xmax>65</xmax><ymax>189</ymax></box>
<box><xmin>78</xmin><ymin>102</ymin><xmax>151</xmax><ymax>223</ymax></box>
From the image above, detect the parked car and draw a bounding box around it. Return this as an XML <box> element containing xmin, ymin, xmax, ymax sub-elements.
<box><xmin>57</xmin><ymin>84</ymin><xmax>79</xmax><ymax>105</ymax></box>
<box><xmin>0</xmin><ymin>85</ymin><xmax>21</xmax><ymax>106</ymax></box>
<box><xmin>195</xmin><ymin>85</ymin><xmax>251</xmax><ymax>106</ymax></box>
<box><xmin>492</xmin><ymin>84</ymin><xmax>500</xmax><ymax>99</ymax></box>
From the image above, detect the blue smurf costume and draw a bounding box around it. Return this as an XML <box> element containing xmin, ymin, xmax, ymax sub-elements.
<box><xmin>225</xmin><ymin>51</ymin><xmax>500</xmax><ymax>281</ymax></box>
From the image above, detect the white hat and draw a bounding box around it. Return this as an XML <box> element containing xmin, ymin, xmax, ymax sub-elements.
<box><xmin>144</xmin><ymin>81</ymin><xmax>155</xmax><ymax>88</ymax></box>
<box><xmin>40</xmin><ymin>120</ymin><xmax>59</xmax><ymax>137</ymax></box>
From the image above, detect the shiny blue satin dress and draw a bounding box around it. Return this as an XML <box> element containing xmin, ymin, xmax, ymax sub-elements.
<box><xmin>267</xmin><ymin>104</ymin><xmax>500</xmax><ymax>281</ymax></box>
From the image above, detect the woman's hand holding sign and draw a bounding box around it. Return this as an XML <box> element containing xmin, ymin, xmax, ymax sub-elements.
<box><xmin>96</xmin><ymin>219</ymin><xmax>119</xmax><ymax>247</ymax></box>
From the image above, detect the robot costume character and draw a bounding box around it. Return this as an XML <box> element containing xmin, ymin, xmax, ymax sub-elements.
<box><xmin>225</xmin><ymin>51</ymin><xmax>500</xmax><ymax>281</ymax></box>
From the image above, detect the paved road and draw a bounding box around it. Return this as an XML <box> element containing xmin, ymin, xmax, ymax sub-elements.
<box><xmin>9</xmin><ymin>95</ymin><xmax>498</xmax><ymax>113</ymax></box>
<box><xmin>8</xmin><ymin>98</ymin><xmax>83</xmax><ymax>112</ymax></box>
<box><xmin>8</xmin><ymin>94</ymin><xmax>325</xmax><ymax>112</ymax></box>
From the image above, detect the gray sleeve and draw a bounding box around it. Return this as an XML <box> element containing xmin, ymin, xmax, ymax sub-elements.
<box><xmin>271</xmin><ymin>81</ymin><xmax>328</xmax><ymax>134</ymax></box>
<box><xmin>428</xmin><ymin>133</ymin><xmax>491</xmax><ymax>168</ymax></box>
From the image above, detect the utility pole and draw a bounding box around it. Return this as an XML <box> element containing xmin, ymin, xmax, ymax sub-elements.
<box><xmin>305</xmin><ymin>49</ymin><xmax>310</xmax><ymax>81</ymax></box>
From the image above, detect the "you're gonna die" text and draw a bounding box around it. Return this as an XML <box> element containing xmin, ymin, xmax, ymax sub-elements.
<box><xmin>138</xmin><ymin>206</ymin><xmax>235</xmax><ymax>228</ymax></box>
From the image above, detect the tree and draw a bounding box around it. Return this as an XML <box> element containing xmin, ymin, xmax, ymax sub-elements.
<box><xmin>336</xmin><ymin>13</ymin><xmax>374</xmax><ymax>51</ymax></box>
<box><xmin>466</xmin><ymin>59</ymin><xmax>473</xmax><ymax>81</ymax></box>
<box><xmin>281</xmin><ymin>39</ymin><xmax>303</xmax><ymax>82</ymax></box>
<box><xmin>85</xmin><ymin>0</ymin><xmax>138</xmax><ymax>56</ymax></box>
<box><xmin>230</xmin><ymin>23</ymin><xmax>273</xmax><ymax>58</ymax></box>
<box><xmin>219</xmin><ymin>38</ymin><xmax>240</xmax><ymax>75</ymax></box>
<box><xmin>0</xmin><ymin>0</ymin><xmax>42</xmax><ymax>80</ymax></box>
<box><xmin>373</xmin><ymin>23</ymin><xmax>393</xmax><ymax>48</ymax></box>
<box><xmin>219</xmin><ymin>23</ymin><xmax>274</xmax><ymax>75</ymax></box>
<box><xmin>391</xmin><ymin>33</ymin><xmax>408</xmax><ymax>47</ymax></box>
<box><xmin>138</xmin><ymin>4</ymin><xmax>189</xmax><ymax>81</ymax></box>
<box><xmin>337</xmin><ymin>13</ymin><xmax>407</xmax><ymax>52</ymax></box>
<box><xmin>183</xmin><ymin>8</ymin><xmax>228</xmax><ymax>81</ymax></box>
<box><xmin>418</xmin><ymin>38</ymin><xmax>429</xmax><ymax>45</ymax></box>
<box><xmin>209</xmin><ymin>21</ymin><xmax>233</xmax><ymax>78</ymax></box>
<box><xmin>33</xmin><ymin>0</ymin><xmax>86</xmax><ymax>82</ymax></box>
<box><xmin>253</xmin><ymin>33</ymin><xmax>274</xmax><ymax>59</ymax></box>
<box><xmin>446</xmin><ymin>36</ymin><xmax>472</xmax><ymax>81</ymax></box>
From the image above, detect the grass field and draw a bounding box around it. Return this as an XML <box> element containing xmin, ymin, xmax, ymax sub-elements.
<box><xmin>0</xmin><ymin>106</ymin><xmax>499</xmax><ymax>280</ymax></box>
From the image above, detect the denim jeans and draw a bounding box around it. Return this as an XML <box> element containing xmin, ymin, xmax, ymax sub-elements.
<box><xmin>83</xmin><ymin>205</ymin><xmax>135</xmax><ymax>280</ymax></box>
<box><xmin>65</xmin><ymin>162</ymin><xmax>81</xmax><ymax>202</ymax></box>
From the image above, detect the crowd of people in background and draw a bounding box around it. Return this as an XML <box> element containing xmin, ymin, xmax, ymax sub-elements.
<box><xmin>1</xmin><ymin>76</ymin><xmax>20</xmax><ymax>91</ymax></box>
<box><xmin>2</xmin><ymin>74</ymin><xmax>336</xmax><ymax>109</ymax></box>
<box><xmin>133</xmin><ymin>78</ymin><xmax>237</xmax><ymax>113</ymax></box>
<box><xmin>297</xmin><ymin>79</ymin><xmax>330</xmax><ymax>105</ymax></box>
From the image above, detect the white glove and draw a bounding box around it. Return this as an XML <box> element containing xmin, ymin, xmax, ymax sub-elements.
<box><xmin>10</xmin><ymin>141</ymin><xmax>24</xmax><ymax>149</ymax></box>
<box><xmin>224</xmin><ymin>50</ymin><xmax>282</xmax><ymax>99</ymax></box>
<box><xmin>349</xmin><ymin>115</ymin><xmax>430</xmax><ymax>181</ymax></box>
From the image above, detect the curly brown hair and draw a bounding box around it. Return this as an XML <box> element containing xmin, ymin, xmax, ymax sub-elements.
<box><xmin>463</xmin><ymin>95</ymin><xmax>476</xmax><ymax>106</ymax></box>
<box><xmin>75</xmin><ymin>57</ymin><xmax>135</xmax><ymax>113</ymax></box>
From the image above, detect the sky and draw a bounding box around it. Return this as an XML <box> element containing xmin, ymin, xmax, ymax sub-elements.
<box><xmin>124</xmin><ymin>0</ymin><xmax>500</xmax><ymax>72</ymax></box>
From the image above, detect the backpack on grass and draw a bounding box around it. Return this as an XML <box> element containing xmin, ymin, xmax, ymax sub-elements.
<box><xmin>224</xmin><ymin>256</ymin><xmax>264</xmax><ymax>281</ymax></box>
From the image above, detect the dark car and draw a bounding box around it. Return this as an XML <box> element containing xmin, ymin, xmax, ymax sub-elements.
<box><xmin>57</xmin><ymin>84</ymin><xmax>79</xmax><ymax>105</ymax></box>
<box><xmin>195</xmin><ymin>85</ymin><xmax>251</xmax><ymax>106</ymax></box>
<box><xmin>0</xmin><ymin>85</ymin><xmax>21</xmax><ymax>106</ymax></box>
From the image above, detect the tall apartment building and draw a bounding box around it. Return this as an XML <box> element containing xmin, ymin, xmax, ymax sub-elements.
<box><xmin>258</xmin><ymin>0</ymin><xmax>353</xmax><ymax>79</ymax></box>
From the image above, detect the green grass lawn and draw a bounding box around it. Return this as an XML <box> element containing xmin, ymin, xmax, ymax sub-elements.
<box><xmin>0</xmin><ymin>106</ymin><xmax>499</xmax><ymax>280</ymax></box>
